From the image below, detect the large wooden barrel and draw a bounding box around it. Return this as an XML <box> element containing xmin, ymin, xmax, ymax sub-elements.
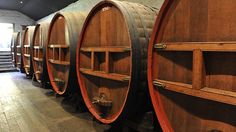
<box><xmin>17</xmin><ymin>30</ymin><xmax>25</xmax><ymax>73</ymax></box>
<box><xmin>148</xmin><ymin>0</ymin><xmax>236</xmax><ymax>131</ymax></box>
<box><xmin>76</xmin><ymin>0</ymin><xmax>157</xmax><ymax>124</ymax></box>
<box><xmin>46</xmin><ymin>12</ymin><xmax>85</xmax><ymax>95</ymax></box>
<box><xmin>22</xmin><ymin>26</ymin><xmax>36</xmax><ymax>76</ymax></box>
<box><xmin>11</xmin><ymin>32</ymin><xmax>20</xmax><ymax>67</ymax></box>
<box><xmin>32</xmin><ymin>23</ymin><xmax>49</xmax><ymax>83</ymax></box>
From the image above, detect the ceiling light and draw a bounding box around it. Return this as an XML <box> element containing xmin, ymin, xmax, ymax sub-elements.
<box><xmin>20</xmin><ymin>1</ymin><xmax>23</xmax><ymax>4</ymax></box>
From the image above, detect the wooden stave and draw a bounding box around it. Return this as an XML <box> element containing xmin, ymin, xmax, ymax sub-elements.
<box><xmin>32</xmin><ymin>23</ymin><xmax>50</xmax><ymax>84</ymax></box>
<box><xmin>22</xmin><ymin>26</ymin><xmax>36</xmax><ymax>76</ymax></box>
<box><xmin>148</xmin><ymin>0</ymin><xmax>236</xmax><ymax>131</ymax></box>
<box><xmin>46</xmin><ymin>12</ymin><xmax>85</xmax><ymax>95</ymax></box>
<box><xmin>76</xmin><ymin>0</ymin><xmax>158</xmax><ymax>124</ymax></box>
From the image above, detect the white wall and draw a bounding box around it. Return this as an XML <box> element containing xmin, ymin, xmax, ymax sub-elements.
<box><xmin>0</xmin><ymin>9</ymin><xmax>35</xmax><ymax>32</ymax></box>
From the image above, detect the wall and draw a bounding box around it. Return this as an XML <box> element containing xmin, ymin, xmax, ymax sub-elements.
<box><xmin>0</xmin><ymin>9</ymin><xmax>35</xmax><ymax>32</ymax></box>
<box><xmin>37</xmin><ymin>0</ymin><xmax>164</xmax><ymax>23</ymax></box>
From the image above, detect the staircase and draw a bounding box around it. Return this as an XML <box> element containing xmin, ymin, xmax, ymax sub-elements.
<box><xmin>0</xmin><ymin>51</ymin><xmax>17</xmax><ymax>72</ymax></box>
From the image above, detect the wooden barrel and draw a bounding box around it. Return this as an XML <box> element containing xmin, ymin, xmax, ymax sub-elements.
<box><xmin>148</xmin><ymin>0</ymin><xmax>236</xmax><ymax>131</ymax></box>
<box><xmin>46</xmin><ymin>12</ymin><xmax>85</xmax><ymax>95</ymax></box>
<box><xmin>76</xmin><ymin>0</ymin><xmax>157</xmax><ymax>124</ymax></box>
<box><xmin>11</xmin><ymin>32</ymin><xmax>20</xmax><ymax>67</ymax></box>
<box><xmin>32</xmin><ymin>23</ymin><xmax>49</xmax><ymax>83</ymax></box>
<box><xmin>17</xmin><ymin>30</ymin><xmax>25</xmax><ymax>73</ymax></box>
<box><xmin>22</xmin><ymin>26</ymin><xmax>36</xmax><ymax>76</ymax></box>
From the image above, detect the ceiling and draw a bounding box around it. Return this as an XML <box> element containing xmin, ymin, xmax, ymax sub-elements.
<box><xmin>0</xmin><ymin>0</ymin><xmax>78</xmax><ymax>20</ymax></box>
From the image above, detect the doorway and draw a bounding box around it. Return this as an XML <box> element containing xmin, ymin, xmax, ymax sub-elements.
<box><xmin>0</xmin><ymin>23</ymin><xmax>14</xmax><ymax>51</ymax></box>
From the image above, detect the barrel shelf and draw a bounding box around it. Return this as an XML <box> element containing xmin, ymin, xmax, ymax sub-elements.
<box><xmin>33</xmin><ymin>57</ymin><xmax>43</xmax><ymax>62</ymax></box>
<box><xmin>33</xmin><ymin>46</ymin><xmax>43</xmax><ymax>49</ymax></box>
<box><xmin>23</xmin><ymin>45</ymin><xmax>30</xmax><ymax>48</ymax></box>
<box><xmin>153</xmin><ymin>41</ymin><xmax>236</xmax><ymax>106</ymax></box>
<box><xmin>24</xmin><ymin>65</ymin><xmax>30</xmax><ymax>68</ymax></box>
<box><xmin>153</xmin><ymin>79</ymin><xmax>236</xmax><ymax>106</ymax></box>
<box><xmin>24</xmin><ymin>54</ymin><xmax>30</xmax><ymax>57</ymax></box>
<box><xmin>80</xmin><ymin>68</ymin><xmax>130</xmax><ymax>82</ymax></box>
<box><xmin>154</xmin><ymin>42</ymin><xmax>236</xmax><ymax>51</ymax></box>
<box><xmin>48</xmin><ymin>59</ymin><xmax>69</xmax><ymax>66</ymax></box>
<box><xmin>35</xmin><ymin>71</ymin><xmax>41</xmax><ymax>74</ymax></box>
<box><xmin>80</xmin><ymin>46</ymin><xmax>131</xmax><ymax>52</ymax></box>
<box><xmin>48</xmin><ymin>44</ymin><xmax>69</xmax><ymax>48</ymax></box>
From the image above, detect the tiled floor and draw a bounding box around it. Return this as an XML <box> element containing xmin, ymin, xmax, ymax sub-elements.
<box><xmin>0</xmin><ymin>72</ymin><xmax>109</xmax><ymax>132</ymax></box>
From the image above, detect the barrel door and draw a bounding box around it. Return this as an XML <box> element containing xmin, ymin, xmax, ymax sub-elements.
<box><xmin>148</xmin><ymin>0</ymin><xmax>236</xmax><ymax>131</ymax></box>
<box><xmin>32</xmin><ymin>23</ymin><xmax>49</xmax><ymax>83</ymax></box>
<box><xmin>18</xmin><ymin>31</ymin><xmax>25</xmax><ymax>73</ymax></box>
<box><xmin>15</xmin><ymin>32</ymin><xmax>21</xmax><ymax>69</ymax></box>
<box><xmin>22</xmin><ymin>26</ymin><xmax>35</xmax><ymax>76</ymax></box>
<box><xmin>11</xmin><ymin>32</ymin><xmax>19</xmax><ymax>67</ymax></box>
<box><xmin>77</xmin><ymin>0</ymin><xmax>157</xmax><ymax>124</ymax></box>
<box><xmin>46</xmin><ymin>13</ymin><xmax>85</xmax><ymax>95</ymax></box>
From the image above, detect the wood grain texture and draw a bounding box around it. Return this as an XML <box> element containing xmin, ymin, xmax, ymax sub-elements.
<box><xmin>148</xmin><ymin>0</ymin><xmax>236</xmax><ymax>131</ymax></box>
<box><xmin>77</xmin><ymin>0</ymin><xmax>158</xmax><ymax>124</ymax></box>
<box><xmin>22</xmin><ymin>26</ymin><xmax>36</xmax><ymax>76</ymax></box>
<box><xmin>32</xmin><ymin>23</ymin><xmax>49</xmax><ymax>83</ymax></box>
<box><xmin>46</xmin><ymin>12</ymin><xmax>85</xmax><ymax>95</ymax></box>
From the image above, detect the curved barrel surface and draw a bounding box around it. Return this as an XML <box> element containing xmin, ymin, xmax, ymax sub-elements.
<box><xmin>32</xmin><ymin>23</ymin><xmax>49</xmax><ymax>83</ymax></box>
<box><xmin>77</xmin><ymin>0</ymin><xmax>157</xmax><ymax>124</ymax></box>
<box><xmin>148</xmin><ymin>0</ymin><xmax>236</xmax><ymax>131</ymax></box>
<box><xmin>46</xmin><ymin>12</ymin><xmax>85</xmax><ymax>95</ymax></box>
<box><xmin>22</xmin><ymin>26</ymin><xmax>36</xmax><ymax>76</ymax></box>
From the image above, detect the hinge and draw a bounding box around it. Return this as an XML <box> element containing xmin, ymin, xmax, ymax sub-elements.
<box><xmin>154</xmin><ymin>43</ymin><xmax>167</xmax><ymax>50</ymax></box>
<box><xmin>153</xmin><ymin>80</ymin><xmax>166</xmax><ymax>88</ymax></box>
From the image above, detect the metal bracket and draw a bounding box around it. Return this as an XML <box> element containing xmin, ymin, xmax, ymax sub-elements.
<box><xmin>153</xmin><ymin>80</ymin><xmax>166</xmax><ymax>88</ymax></box>
<box><xmin>154</xmin><ymin>43</ymin><xmax>167</xmax><ymax>50</ymax></box>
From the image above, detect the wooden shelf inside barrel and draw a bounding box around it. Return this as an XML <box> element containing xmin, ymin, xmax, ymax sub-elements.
<box><xmin>24</xmin><ymin>65</ymin><xmax>30</xmax><ymax>68</ymax></box>
<box><xmin>48</xmin><ymin>44</ymin><xmax>69</xmax><ymax>48</ymax></box>
<box><xmin>48</xmin><ymin>59</ymin><xmax>69</xmax><ymax>66</ymax></box>
<box><xmin>80</xmin><ymin>68</ymin><xmax>130</xmax><ymax>82</ymax></box>
<box><xmin>33</xmin><ymin>57</ymin><xmax>43</xmax><ymax>62</ymax></box>
<box><xmin>33</xmin><ymin>46</ymin><xmax>43</xmax><ymax>49</ymax></box>
<box><xmin>24</xmin><ymin>54</ymin><xmax>30</xmax><ymax>57</ymax></box>
<box><xmin>80</xmin><ymin>46</ymin><xmax>131</xmax><ymax>52</ymax></box>
<box><xmin>24</xmin><ymin>45</ymin><xmax>30</xmax><ymax>48</ymax></box>
<box><xmin>153</xmin><ymin>79</ymin><xmax>236</xmax><ymax>106</ymax></box>
<box><xmin>153</xmin><ymin>41</ymin><xmax>236</xmax><ymax>106</ymax></box>
<box><xmin>154</xmin><ymin>42</ymin><xmax>236</xmax><ymax>51</ymax></box>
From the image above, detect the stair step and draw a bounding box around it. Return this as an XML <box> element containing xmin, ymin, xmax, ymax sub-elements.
<box><xmin>0</xmin><ymin>59</ymin><xmax>12</xmax><ymax>62</ymax></box>
<box><xmin>0</xmin><ymin>56</ymin><xmax>11</xmax><ymax>59</ymax></box>
<box><xmin>0</xmin><ymin>67</ymin><xmax>18</xmax><ymax>72</ymax></box>
<box><xmin>0</xmin><ymin>62</ymin><xmax>13</xmax><ymax>65</ymax></box>
<box><xmin>0</xmin><ymin>52</ymin><xmax>11</xmax><ymax>56</ymax></box>
<box><xmin>0</xmin><ymin>64</ymin><xmax>14</xmax><ymax>68</ymax></box>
